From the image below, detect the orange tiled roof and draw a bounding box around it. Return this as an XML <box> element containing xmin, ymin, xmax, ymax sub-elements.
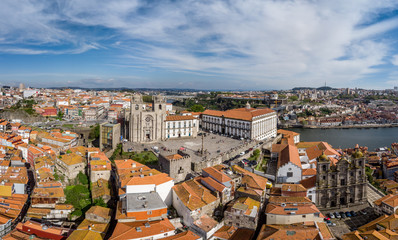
<box><xmin>257</xmin><ymin>222</ymin><xmax>331</xmax><ymax>240</ymax></box>
<box><xmin>277</xmin><ymin>144</ymin><xmax>301</xmax><ymax>169</ymax></box>
<box><xmin>199</xmin><ymin>176</ymin><xmax>226</xmax><ymax>192</ymax></box>
<box><xmin>203</xmin><ymin>167</ymin><xmax>232</xmax><ymax>183</ymax></box>
<box><xmin>125</xmin><ymin>172</ymin><xmax>173</xmax><ymax>186</ymax></box>
<box><xmin>300</xmin><ymin>175</ymin><xmax>316</xmax><ymax>189</ymax></box>
<box><xmin>233</xmin><ymin>165</ymin><xmax>267</xmax><ymax>190</ymax></box>
<box><xmin>203</xmin><ymin>107</ymin><xmax>274</xmax><ymax>122</ymax></box>
<box><xmin>165</xmin><ymin>154</ymin><xmax>183</xmax><ymax>160</ymax></box>
<box><xmin>302</xmin><ymin>168</ymin><xmax>317</xmax><ymax>176</ymax></box>
<box><xmin>109</xmin><ymin>219</ymin><xmax>175</xmax><ymax>240</ymax></box>
<box><xmin>374</xmin><ymin>194</ymin><xmax>398</xmax><ymax>208</ymax></box>
<box><xmin>266</xmin><ymin>203</ymin><xmax>321</xmax><ymax>215</ymax></box>
<box><xmin>172</xmin><ymin>179</ymin><xmax>218</xmax><ymax>211</ymax></box>
<box><xmin>306</xmin><ymin>142</ymin><xmax>340</xmax><ymax>160</ymax></box>
<box><xmin>161</xmin><ymin>230</ymin><xmax>201</xmax><ymax>240</ymax></box>
<box><xmin>166</xmin><ymin>115</ymin><xmax>195</xmax><ymax>121</ymax></box>
<box><xmin>281</xmin><ymin>184</ymin><xmax>307</xmax><ymax>192</ymax></box>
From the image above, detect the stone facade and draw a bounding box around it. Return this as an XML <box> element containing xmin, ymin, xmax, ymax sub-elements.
<box><xmin>315</xmin><ymin>153</ymin><xmax>367</xmax><ymax>209</ymax></box>
<box><xmin>224</xmin><ymin>197</ymin><xmax>260</xmax><ymax>230</ymax></box>
<box><xmin>158</xmin><ymin>150</ymin><xmax>191</xmax><ymax>183</ymax></box>
<box><xmin>124</xmin><ymin>94</ymin><xmax>198</xmax><ymax>143</ymax></box>
<box><xmin>128</xmin><ymin>94</ymin><xmax>167</xmax><ymax>143</ymax></box>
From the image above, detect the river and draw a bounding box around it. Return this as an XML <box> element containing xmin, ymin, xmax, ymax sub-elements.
<box><xmin>287</xmin><ymin>127</ymin><xmax>398</xmax><ymax>151</ymax></box>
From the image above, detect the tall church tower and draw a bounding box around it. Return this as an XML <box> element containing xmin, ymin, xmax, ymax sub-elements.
<box><xmin>129</xmin><ymin>94</ymin><xmax>167</xmax><ymax>143</ymax></box>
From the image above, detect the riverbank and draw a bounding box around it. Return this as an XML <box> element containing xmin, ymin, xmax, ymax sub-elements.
<box><xmin>280</xmin><ymin>123</ymin><xmax>398</xmax><ymax>129</ymax></box>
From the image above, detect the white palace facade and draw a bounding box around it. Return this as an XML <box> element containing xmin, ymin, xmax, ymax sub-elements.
<box><xmin>201</xmin><ymin>103</ymin><xmax>277</xmax><ymax>140</ymax></box>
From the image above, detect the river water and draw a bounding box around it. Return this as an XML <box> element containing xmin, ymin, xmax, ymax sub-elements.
<box><xmin>287</xmin><ymin>127</ymin><xmax>398</xmax><ymax>151</ymax></box>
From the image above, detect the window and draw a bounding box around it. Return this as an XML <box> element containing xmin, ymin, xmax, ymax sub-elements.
<box><xmin>302</xmin><ymin>215</ymin><xmax>306</xmax><ymax>218</ymax></box>
<box><xmin>287</xmin><ymin>172</ymin><xmax>293</xmax><ymax>177</ymax></box>
<box><xmin>147</xmin><ymin>210</ymin><xmax>152</xmax><ymax>215</ymax></box>
<box><xmin>332</xmin><ymin>175</ymin><xmax>335</xmax><ymax>179</ymax></box>
<box><xmin>341</xmin><ymin>179</ymin><xmax>345</xmax><ymax>185</ymax></box>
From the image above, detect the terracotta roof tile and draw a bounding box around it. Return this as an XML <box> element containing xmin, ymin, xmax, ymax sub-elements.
<box><xmin>203</xmin><ymin>107</ymin><xmax>274</xmax><ymax>122</ymax></box>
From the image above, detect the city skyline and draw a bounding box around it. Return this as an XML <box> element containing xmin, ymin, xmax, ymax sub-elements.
<box><xmin>1</xmin><ymin>0</ymin><xmax>398</xmax><ymax>90</ymax></box>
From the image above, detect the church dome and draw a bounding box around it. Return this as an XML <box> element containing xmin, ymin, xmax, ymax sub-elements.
<box><xmin>245</xmin><ymin>102</ymin><xmax>251</xmax><ymax>109</ymax></box>
<box><xmin>318</xmin><ymin>151</ymin><xmax>329</xmax><ymax>161</ymax></box>
<box><xmin>352</xmin><ymin>149</ymin><xmax>363</xmax><ymax>159</ymax></box>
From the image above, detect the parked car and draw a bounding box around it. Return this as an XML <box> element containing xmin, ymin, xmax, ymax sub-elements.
<box><xmin>249</xmin><ymin>160</ymin><xmax>257</xmax><ymax>167</ymax></box>
<box><xmin>241</xmin><ymin>159</ymin><xmax>249</xmax><ymax>166</ymax></box>
<box><xmin>340</xmin><ymin>212</ymin><xmax>347</xmax><ymax>219</ymax></box>
<box><xmin>326</xmin><ymin>220</ymin><xmax>331</xmax><ymax>224</ymax></box>
<box><xmin>329</xmin><ymin>213</ymin><xmax>335</xmax><ymax>219</ymax></box>
<box><xmin>334</xmin><ymin>212</ymin><xmax>341</xmax><ymax>219</ymax></box>
<box><xmin>350</xmin><ymin>211</ymin><xmax>357</xmax><ymax>217</ymax></box>
<box><xmin>324</xmin><ymin>217</ymin><xmax>330</xmax><ymax>221</ymax></box>
<box><xmin>240</xmin><ymin>152</ymin><xmax>245</xmax><ymax>156</ymax></box>
<box><xmin>327</xmin><ymin>222</ymin><xmax>336</xmax><ymax>226</ymax></box>
<box><xmin>345</xmin><ymin>212</ymin><xmax>352</xmax><ymax>217</ymax></box>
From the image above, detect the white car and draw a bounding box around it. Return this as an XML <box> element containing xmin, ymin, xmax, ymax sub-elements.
<box><xmin>240</xmin><ymin>152</ymin><xmax>245</xmax><ymax>156</ymax></box>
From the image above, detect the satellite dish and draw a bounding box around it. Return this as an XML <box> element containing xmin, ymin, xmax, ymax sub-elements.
<box><xmin>281</xmin><ymin>203</ymin><xmax>286</xmax><ymax>207</ymax></box>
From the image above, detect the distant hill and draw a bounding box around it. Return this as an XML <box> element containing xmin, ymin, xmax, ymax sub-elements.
<box><xmin>293</xmin><ymin>86</ymin><xmax>333</xmax><ymax>91</ymax></box>
<box><xmin>317</xmin><ymin>86</ymin><xmax>333</xmax><ymax>91</ymax></box>
<box><xmin>292</xmin><ymin>87</ymin><xmax>315</xmax><ymax>91</ymax></box>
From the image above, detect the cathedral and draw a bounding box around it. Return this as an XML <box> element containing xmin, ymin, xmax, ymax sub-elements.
<box><xmin>124</xmin><ymin>94</ymin><xmax>198</xmax><ymax>143</ymax></box>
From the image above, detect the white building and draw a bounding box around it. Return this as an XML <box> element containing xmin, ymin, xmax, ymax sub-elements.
<box><xmin>165</xmin><ymin>115</ymin><xmax>199</xmax><ymax>139</ymax></box>
<box><xmin>265</xmin><ymin>196</ymin><xmax>323</xmax><ymax>225</ymax></box>
<box><xmin>124</xmin><ymin>173</ymin><xmax>174</xmax><ymax>207</ymax></box>
<box><xmin>276</xmin><ymin>145</ymin><xmax>302</xmax><ymax>184</ymax></box>
<box><xmin>374</xmin><ymin>194</ymin><xmax>398</xmax><ymax>215</ymax></box>
<box><xmin>201</xmin><ymin>103</ymin><xmax>277</xmax><ymax>140</ymax></box>
<box><xmin>300</xmin><ymin>176</ymin><xmax>317</xmax><ymax>204</ymax></box>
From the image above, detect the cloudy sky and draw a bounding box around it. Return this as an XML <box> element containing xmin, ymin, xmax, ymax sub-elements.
<box><xmin>1</xmin><ymin>0</ymin><xmax>398</xmax><ymax>90</ymax></box>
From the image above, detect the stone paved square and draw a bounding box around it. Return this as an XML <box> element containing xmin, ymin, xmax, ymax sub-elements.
<box><xmin>123</xmin><ymin>132</ymin><xmax>248</xmax><ymax>163</ymax></box>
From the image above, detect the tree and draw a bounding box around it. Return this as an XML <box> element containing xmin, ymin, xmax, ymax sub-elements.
<box><xmin>93</xmin><ymin>197</ymin><xmax>107</xmax><ymax>207</ymax></box>
<box><xmin>253</xmin><ymin>149</ymin><xmax>260</xmax><ymax>156</ymax></box>
<box><xmin>65</xmin><ymin>185</ymin><xmax>91</xmax><ymax>212</ymax></box>
<box><xmin>189</xmin><ymin>104</ymin><xmax>205</xmax><ymax>112</ymax></box>
<box><xmin>57</xmin><ymin>111</ymin><xmax>64</xmax><ymax>120</ymax></box>
<box><xmin>89</xmin><ymin>124</ymin><xmax>100</xmax><ymax>140</ymax></box>
<box><xmin>77</xmin><ymin>172</ymin><xmax>88</xmax><ymax>185</ymax></box>
<box><xmin>289</xmin><ymin>95</ymin><xmax>299</xmax><ymax>101</ymax></box>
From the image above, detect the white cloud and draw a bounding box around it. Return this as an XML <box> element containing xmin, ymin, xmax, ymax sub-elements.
<box><xmin>392</xmin><ymin>55</ymin><xmax>398</xmax><ymax>66</ymax></box>
<box><xmin>1</xmin><ymin>0</ymin><xmax>398</xmax><ymax>88</ymax></box>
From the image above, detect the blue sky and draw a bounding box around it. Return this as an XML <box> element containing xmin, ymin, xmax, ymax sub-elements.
<box><xmin>1</xmin><ymin>0</ymin><xmax>398</xmax><ymax>90</ymax></box>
